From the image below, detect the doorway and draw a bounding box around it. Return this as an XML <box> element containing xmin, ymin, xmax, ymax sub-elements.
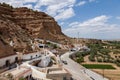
<box><xmin>15</xmin><ymin>57</ymin><xmax>18</xmax><ymax>63</ymax></box>
<box><xmin>5</xmin><ymin>60</ymin><xmax>10</xmax><ymax>67</ymax></box>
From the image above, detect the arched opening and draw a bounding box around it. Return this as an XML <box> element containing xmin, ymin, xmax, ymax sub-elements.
<box><xmin>5</xmin><ymin>60</ymin><xmax>10</xmax><ymax>67</ymax></box>
<box><xmin>15</xmin><ymin>57</ymin><xmax>18</xmax><ymax>63</ymax></box>
<box><xmin>36</xmin><ymin>55</ymin><xmax>37</xmax><ymax>58</ymax></box>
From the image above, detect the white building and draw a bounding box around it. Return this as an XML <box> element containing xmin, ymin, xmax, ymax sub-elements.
<box><xmin>0</xmin><ymin>55</ymin><xmax>18</xmax><ymax>67</ymax></box>
<box><xmin>0</xmin><ymin>52</ymin><xmax>42</xmax><ymax>67</ymax></box>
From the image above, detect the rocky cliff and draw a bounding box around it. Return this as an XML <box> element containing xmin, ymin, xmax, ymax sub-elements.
<box><xmin>12</xmin><ymin>7</ymin><xmax>67</xmax><ymax>41</ymax></box>
<box><xmin>0</xmin><ymin>3</ymin><xmax>68</xmax><ymax>57</ymax></box>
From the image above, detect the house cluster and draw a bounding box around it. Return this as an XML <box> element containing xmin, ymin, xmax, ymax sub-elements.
<box><xmin>0</xmin><ymin>49</ymin><xmax>72</xmax><ymax>80</ymax></box>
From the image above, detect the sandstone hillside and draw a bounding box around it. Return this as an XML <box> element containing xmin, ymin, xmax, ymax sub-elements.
<box><xmin>0</xmin><ymin>3</ymin><xmax>68</xmax><ymax>58</ymax></box>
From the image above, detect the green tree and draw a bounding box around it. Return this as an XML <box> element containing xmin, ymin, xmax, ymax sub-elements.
<box><xmin>76</xmin><ymin>57</ymin><xmax>84</xmax><ymax>63</ymax></box>
<box><xmin>99</xmin><ymin>49</ymin><xmax>110</xmax><ymax>55</ymax></box>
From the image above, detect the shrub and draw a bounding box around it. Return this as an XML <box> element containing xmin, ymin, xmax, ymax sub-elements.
<box><xmin>53</xmin><ymin>44</ymin><xmax>57</xmax><ymax>49</ymax></box>
<box><xmin>97</xmin><ymin>58</ymin><xmax>102</xmax><ymax>62</ymax></box>
<box><xmin>76</xmin><ymin>57</ymin><xmax>84</xmax><ymax>63</ymax></box>
<box><xmin>88</xmin><ymin>55</ymin><xmax>95</xmax><ymax>62</ymax></box>
<box><xmin>99</xmin><ymin>49</ymin><xmax>111</xmax><ymax>55</ymax></box>
<box><xmin>1</xmin><ymin>2</ymin><xmax>13</xmax><ymax>9</ymax></box>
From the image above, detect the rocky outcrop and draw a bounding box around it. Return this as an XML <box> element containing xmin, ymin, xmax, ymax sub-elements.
<box><xmin>0</xmin><ymin>3</ymin><xmax>68</xmax><ymax>57</ymax></box>
<box><xmin>12</xmin><ymin>7</ymin><xmax>67</xmax><ymax>42</ymax></box>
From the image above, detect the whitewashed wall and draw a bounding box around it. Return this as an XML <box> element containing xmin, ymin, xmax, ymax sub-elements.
<box><xmin>0</xmin><ymin>52</ymin><xmax>42</xmax><ymax>67</ymax></box>
<box><xmin>0</xmin><ymin>55</ymin><xmax>17</xmax><ymax>66</ymax></box>
<box><xmin>22</xmin><ymin>52</ymin><xmax>41</xmax><ymax>60</ymax></box>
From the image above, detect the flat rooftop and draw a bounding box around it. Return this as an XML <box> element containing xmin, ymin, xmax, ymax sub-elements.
<box><xmin>48</xmin><ymin>67</ymin><xmax>68</xmax><ymax>74</ymax></box>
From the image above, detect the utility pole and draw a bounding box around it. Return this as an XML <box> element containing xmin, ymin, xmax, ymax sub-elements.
<box><xmin>77</xmin><ymin>32</ymin><xmax>79</xmax><ymax>43</ymax></box>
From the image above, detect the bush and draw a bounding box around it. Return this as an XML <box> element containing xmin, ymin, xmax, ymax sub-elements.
<box><xmin>88</xmin><ymin>55</ymin><xmax>95</xmax><ymax>62</ymax></box>
<box><xmin>46</xmin><ymin>42</ymin><xmax>51</xmax><ymax>45</ymax></box>
<box><xmin>109</xmin><ymin>59</ymin><xmax>114</xmax><ymax>63</ymax></box>
<box><xmin>116</xmin><ymin>62</ymin><xmax>120</xmax><ymax>67</ymax></box>
<box><xmin>97</xmin><ymin>58</ymin><xmax>102</xmax><ymax>62</ymax></box>
<box><xmin>53</xmin><ymin>44</ymin><xmax>57</xmax><ymax>49</ymax></box>
<box><xmin>75</xmin><ymin>52</ymin><xmax>81</xmax><ymax>57</ymax></box>
<box><xmin>1</xmin><ymin>2</ymin><xmax>13</xmax><ymax>9</ymax></box>
<box><xmin>99</xmin><ymin>49</ymin><xmax>111</xmax><ymax>55</ymax></box>
<box><xmin>76</xmin><ymin>57</ymin><xmax>84</xmax><ymax>63</ymax></box>
<box><xmin>75</xmin><ymin>52</ymin><xmax>84</xmax><ymax>63</ymax></box>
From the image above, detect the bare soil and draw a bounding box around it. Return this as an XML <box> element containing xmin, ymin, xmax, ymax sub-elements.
<box><xmin>83</xmin><ymin>55</ymin><xmax>120</xmax><ymax>80</ymax></box>
<box><xmin>92</xmin><ymin>69</ymin><xmax>120</xmax><ymax>80</ymax></box>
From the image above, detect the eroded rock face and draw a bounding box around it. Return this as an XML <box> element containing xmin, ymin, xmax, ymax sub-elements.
<box><xmin>0</xmin><ymin>7</ymin><xmax>32</xmax><ymax>57</ymax></box>
<box><xmin>12</xmin><ymin>7</ymin><xmax>67</xmax><ymax>41</ymax></box>
<box><xmin>0</xmin><ymin>4</ymin><xmax>68</xmax><ymax>57</ymax></box>
<box><xmin>0</xmin><ymin>40</ymin><xmax>15</xmax><ymax>58</ymax></box>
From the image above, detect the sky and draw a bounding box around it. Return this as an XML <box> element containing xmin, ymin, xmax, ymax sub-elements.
<box><xmin>0</xmin><ymin>0</ymin><xmax>120</xmax><ymax>40</ymax></box>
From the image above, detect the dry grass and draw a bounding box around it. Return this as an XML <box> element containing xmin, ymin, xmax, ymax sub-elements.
<box><xmin>92</xmin><ymin>69</ymin><xmax>120</xmax><ymax>80</ymax></box>
<box><xmin>82</xmin><ymin>62</ymin><xmax>120</xmax><ymax>80</ymax></box>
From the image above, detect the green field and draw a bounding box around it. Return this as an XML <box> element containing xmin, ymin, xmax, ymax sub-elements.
<box><xmin>82</xmin><ymin>64</ymin><xmax>116</xmax><ymax>69</ymax></box>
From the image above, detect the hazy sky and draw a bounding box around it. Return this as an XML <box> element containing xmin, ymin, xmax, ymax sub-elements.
<box><xmin>0</xmin><ymin>0</ymin><xmax>120</xmax><ymax>40</ymax></box>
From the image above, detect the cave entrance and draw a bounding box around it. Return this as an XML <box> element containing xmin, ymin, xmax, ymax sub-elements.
<box><xmin>15</xmin><ymin>57</ymin><xmax>18</xmax><ymax>63</ymax></box>
<box><xmin>5</xmin><ymin>60</ymin><xmax>10</xmax><ymax>67</ymax></box>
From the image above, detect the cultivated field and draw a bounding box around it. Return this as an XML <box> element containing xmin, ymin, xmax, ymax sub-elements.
<box><xmin>82</xmin><ymin>63</ymin><xmax>120</xmax><ymax>80</ymax></box>
<box><xmin>82</xmin><ymin>64</ymin><xmax>115</xmax><ymax>69</ymax></box>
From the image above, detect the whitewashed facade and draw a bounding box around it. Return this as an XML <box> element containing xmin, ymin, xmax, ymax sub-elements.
<box><xmin>0</xmin><ymin>55</ymin><xmax>17</xmax><ymax>67</ymax></box>
<box><xmin>23</xmin><ymin>52</ymin><xmax>41</xmax><ymax>60</ymax></box>
<box><xmin>0</xmin><ymin>52</ymin><xmax>42</xmax><ymax>67</ymax></box>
